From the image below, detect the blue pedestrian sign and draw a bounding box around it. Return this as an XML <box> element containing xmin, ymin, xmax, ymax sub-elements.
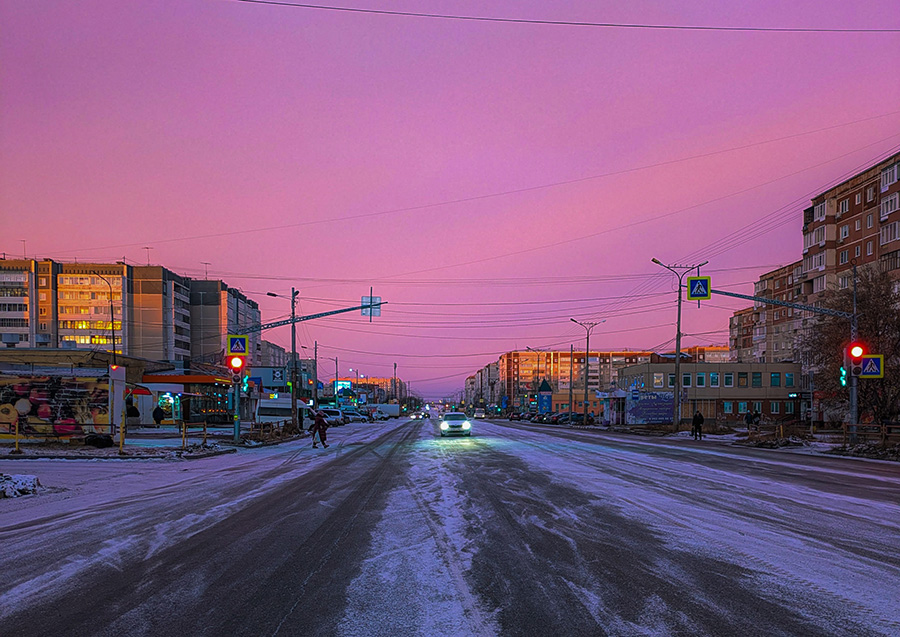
<box><xmin>227</xmin><ymin>334</ymin><xmax>249</xmax><ymax>356</ymax></box>
<box><xmin>859</xmin><ymin>355</ymin><xmax>884</xmax><ymax>379</ymax></box>
<box><xmin>686</xmin><ymin>276</ymin><xmax>711</xmax><ymax>301</ymax></box>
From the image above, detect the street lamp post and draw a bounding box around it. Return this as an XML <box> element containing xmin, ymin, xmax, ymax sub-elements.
<box><xmin>92</xmin><ymin>271</ymin><xmax>117</xmax><ymax>365</ymax></box>
<box><xmin>651</xmin><ymin>258</ymin><xmax>708</xmax><ymax>431</ymax></box>
<box><xmin>570</xmin><ymin>318</ymin><xmax>605</xmax><ymax>426</ymax></box>
<box><xmin>268</xmin><ymin>288</ymin><xmax>300</xmax><ymax>433</ymax></box>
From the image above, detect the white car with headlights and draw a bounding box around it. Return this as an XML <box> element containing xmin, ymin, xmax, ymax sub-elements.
<box><xmin>439</xmin><ymin>412</ymin><xmax>472</xmax><ymax>437</ymax></box>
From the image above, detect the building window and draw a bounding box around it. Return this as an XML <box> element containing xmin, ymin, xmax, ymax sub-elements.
<box><xmin>813</xmin><ymin>202</ymin><xmax>826</xmax><ymax>221</ymax></box>
<box><xmin>812</xmin><ymin>276</ymin><xmax>826</xmax><ymax>293</ymax></box>
<box><xmin>770</xmin><ymin>372</ymin><xmax>781</xmax><ymax>387</ymax></box>
<box><xmin>867</xmin><ymin>213</ymin><xmax>874</xmax><ymax>228</ymax></box>
<box><xmin>39</xmin><ymin>292</ymin><xmax>46</xmax><ymax>301</ymax></box>
<box><xmin>840</xmin><ymin>224</ymin><xmax>849</xmax><ymax>239</ymax></box>
<box><xmin>653</xmin><ymin>373</ymin><xmax>664</xmax><ymax>388</ymax></box>
<box><xmin>855</xmin><ymin>219</ymin><xmax>861</xmax><ymax>231</ymax></box>
<box><xmin>738</xmin><ymin>372</ymin><xmax>748</xmax><ymax>387</ymax></box>
<box><xmin>855</xmin><ymin>193</ymin><xmax>862</xmax><ymax>205</ymax></box>
<box><xmin>881</xmin><ymin>164</ymin><xmax>898</xmax><ymax>192</ymax></box>
<box><xmin>753</xmin><ymin>401</ymin><xmax>762</xmax><ymax>413</ymax></box>
<box><xmin>723</xmin><ymin>401</ymin><xmax>733</xmax><ymax>414</ymax></box>
<box><xmin>785</xmin><ymin>373</ymin><xmax>794</xmax><ymax>387</ymax></box>
<box><xmin>738</xmin><ymin>402</ymin><xmax>748</xmax><ymax>414</ymax></box>
<box><xmin>771</xmin><ymin>401</ymin><xmax>780</xmax><ymax>414</ymax></box>
<box><xmin>881</xmin><ymin>221</ymin><xmax>899</xmax><ymax>246</ymax></box>
<box><xmin>682</xmin><ymin>373</ymin><xmax>692</xmax><ymax>388</ymax></box>
<box><xmin>881</xmin><ymin>193</ymin><xmax>899</xmax><ymax>220</ymax></box>
<box><xmin>867</xmin><ymin>186</ymin><xmax>875</xmax><ymax>202</ymax></box>
<box><xmin>838</xmin><ymin>199</ymin><xmax>848</xmax><ymax>215</ymax></box>
<box><xmin>785</xmin><ymin>402</ymin><xmax>795</xmax><ymax>414</ymax></box>
<box><xmin>855</xmin><ymin>246</ymin><xmax>861</xmax><ymax>258</ymax></box>
<box><xmin>710</xmin><ymin>372</ymin><xmax>719</xmax><ymax>388</ymax></box>
<box><xmin>724</xmin><ymin>373</ymin><xmax>734</xmax><ymax>387</ymax></box>
<box><xmin>839</xmin><ymin>250</ymin><xmax>849</xmax><ymax>265</ymax></box>
<box><xmin>867</xmin><ymin>241</ymin><xmax>873</xmax><ymax>256</ymax></box>
<box><xmin>668</xmin><ymin>373</ymin><xmax>675</xmax><ymax>388</ymax></box>
<box><xmin>751</xmin><ymin>372</ymin><xmax>762</xmax><ymax>387</ymax></box>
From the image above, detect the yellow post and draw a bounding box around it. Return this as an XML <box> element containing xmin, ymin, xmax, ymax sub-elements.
<box><xmin>11</xmin><ymin>417</ymin><xmax>23</xmax><ymax>454</ymax></box>
<box><xmin>118</xmin><ymin>404</ymin><xmax>126</xmax><ymax>456</ymax></box>
<box><xmin>181</xmin><ymin>421</ymin><xmax>187</xmax><ymax>451</ymax></box>
<box><xmin>203</xmin><ymin>420</ymin><xmax>208</xmax><ymax>447</ymax></box>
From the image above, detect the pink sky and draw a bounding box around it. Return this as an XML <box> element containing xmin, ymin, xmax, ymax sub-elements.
<box><xmin>3</xmin><ymin>1</ymin><xmax>900</xmax><ymax>398</ymax></box>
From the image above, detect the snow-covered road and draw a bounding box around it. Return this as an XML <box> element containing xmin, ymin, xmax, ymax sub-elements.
<box><xmin>1</xmin><ymin>418</ymin><xmax>898</xmax><ymax>636</ymax></box>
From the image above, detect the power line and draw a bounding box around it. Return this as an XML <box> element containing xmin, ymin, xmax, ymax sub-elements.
<box><xmin>233</xmin><ymin>1</ymin><xmax>900</xmax><ymax>33</ymax></box>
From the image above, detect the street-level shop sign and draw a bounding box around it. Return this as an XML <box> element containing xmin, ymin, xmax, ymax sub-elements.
<box><xmin>227</xmin><ymin>334</ymin><xmax>249</xmax><ymax>356</ymax></box>
<box><xmin>859</xmin><ymin>355</ymin><xmax>884</xmax><ymax>379</ymax></box>
<box><xmin>686</xmin><ymin>276</ymin><xmax>711</xmax><ymax>301</ymax></box>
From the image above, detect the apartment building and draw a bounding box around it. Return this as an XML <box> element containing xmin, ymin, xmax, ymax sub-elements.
<box><xmin>190</xmin><ymin>279</ymin><xmax>261</xmax><ymax>366</ymax></box>
<box><xmin>729</xmin><ymin>307</ymin><xmax>756</xmax><ymax>362</ymax></box>
<box><xmin>130</xmin><ymin>266</ymin><xmax>192</xmax><ymax>361</ymax></box>
<box><xmin>496</xmin><ymin>349</ymin><xmax>654</xmax><ymax>410</ymax></box>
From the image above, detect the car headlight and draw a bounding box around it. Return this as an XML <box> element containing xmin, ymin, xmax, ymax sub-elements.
<box><xmin>462</xmin><ymin>421</ymin><xmax>471</xmax><ymax>429</ymax></box>
<box><xmin>440</xmin><ymin>422</ymin><xmax>449</xmax><ymax>430</ymax></box>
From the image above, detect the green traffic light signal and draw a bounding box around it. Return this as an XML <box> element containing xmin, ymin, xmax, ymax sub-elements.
<box><xmin>840</xmin><ymin>366</ymin><xmax>847</xmax><ymax>387</ymax></box>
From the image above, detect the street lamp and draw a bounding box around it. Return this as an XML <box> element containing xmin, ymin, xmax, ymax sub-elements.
<box><xmin>268</xmin><ymin>288</ymin><xmax>300</xmax><ymax>432</ymax></box>
<box><xmin>651</xmin><ymin>258</ymin><xmax>707</xmax><ymax>430</ymax></box>
<box><xmin>570</xmin><ymin>318</ymin><xmax>605</xmax><ymax>426</ymax></box>
<box><xmin>92</xmin><ymin>271</ymin><xmax>117</xmax><ymax>365</ymax></box>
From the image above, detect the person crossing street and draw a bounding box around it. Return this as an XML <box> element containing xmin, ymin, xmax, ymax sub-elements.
<box><xmin>310</xmin><ymin>410</ymin><xmax>330</xmax><ymax>448</ymax></box>
<box><xmin>691</xmin><ymin>410</ymin><xmax>704</xmax><ymax>440</ymax></box>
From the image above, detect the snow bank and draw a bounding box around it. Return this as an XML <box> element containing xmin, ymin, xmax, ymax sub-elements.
<box><xmin>0</xmin><ymin>473</ymin><xmax>41</xmax><ymax>498</ymax></box>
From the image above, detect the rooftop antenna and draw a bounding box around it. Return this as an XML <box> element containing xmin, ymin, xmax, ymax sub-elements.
<box><xmin>201</xmin><ymin>262</ymin><xmax>211</xmax><ymax>280</ymax></box>
<box><xmin>143</xmin><ymin>246</ymin><xmax>152</xmax><ymax>265</ymax></box>
<box><xmin>20</xmin><ymin>240</ymin><xmax>26</xmax><ymax>259</ymax></box>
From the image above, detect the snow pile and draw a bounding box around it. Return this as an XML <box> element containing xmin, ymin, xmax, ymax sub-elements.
<box><xmin>827</xmin><ymin>443</ymin><xmax>900</xmax><ymax>462</ymax></box>
<box><xmin>0</xmin><ymin>473</ymin><xmax>41</xmax><ymax>498</ymax></box>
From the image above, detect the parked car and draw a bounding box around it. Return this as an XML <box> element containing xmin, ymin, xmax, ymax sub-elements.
<box><xmin>369</xmin><ymin>409</ymin><xmax>390</xmax><ymax>421</ymax></box>
<box><xmin>341</xmin><ymin>409</ymin><xmax>368</xmax><ymax>423</ymax></box>
<box><xmin>319</xmin><ymin>408</ymin><xmax>346</xmax><ymax>426</ymax></box>
<box><xmin>439</xmin><ymin>412</ymin><xmax>472</xmax><ymax>437</ymax></box>
<box><xmin>508</xmin><ymin>412</ymin><xmax>521</xmax><ymax>421</ymax></box>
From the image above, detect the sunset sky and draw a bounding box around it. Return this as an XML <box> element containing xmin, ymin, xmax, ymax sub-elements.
<box><xmin>3</xmin><ymin>1</ymin><xmax>900</xmax><ymax>398</ymax></box>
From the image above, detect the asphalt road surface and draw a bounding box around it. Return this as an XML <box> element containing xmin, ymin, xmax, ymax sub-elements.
<box><xmin>1</xmin><ymin>418</ymin><xmax>898</xmax><ymax>636</ymax></box>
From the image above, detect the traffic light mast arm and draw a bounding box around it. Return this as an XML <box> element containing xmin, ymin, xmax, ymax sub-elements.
<box><xmin>236</xmin><ymin>302</ymin><xmax>387</xmax><ymax>335</ymax></box>
<box><xmin>709</xmin><ymin>289</ymin><xmax>854</xmax><ymax>319</ymax></box>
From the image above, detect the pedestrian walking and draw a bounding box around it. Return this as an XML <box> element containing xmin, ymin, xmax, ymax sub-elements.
<box><xmin>152</xmin><ymin>405</ymin><xmax>165</xmax><ymax>427</ymax></box>
<box><xmin>310</xmin><ymin>411</ymin><xmax>329</xmax><ymax>448</ymax></box>
<box><xmin>752</xmin><ymin>410</ymin><xmax>761</xmax><ymax>430</ymax></box>
<box><xmin>744</xmin><ymin>410</ymin><xmax>753</xmax><ymax>431</ymax></box>
<box><xmin>691</xmin><ymin>410</ymin><xmax>704</xmax><ymax>440</ymax></box>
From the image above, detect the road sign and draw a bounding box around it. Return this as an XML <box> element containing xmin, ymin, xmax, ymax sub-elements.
<box><xmin>227</xmin><ymin>334</ymin><xmax>249</xmax><ymax>356</ymax></box>
<box><xmin>686</xmin><ymin>276</ymin><xmax>711</xmax><ymax>301</ymax></box>
<box><xmin>859</xmin><ymin>355</ymin><xmax>884</xmax><ymax>379</ymax></box>
<box><xmin>361</xmin><ymin>296</ymin><xmax>382</xmax><ymax>317</ymax></box>
<box><xmin>631</xmin><ymin>390</ymin><xmax>640</xmax><ymax>401</ymax></box>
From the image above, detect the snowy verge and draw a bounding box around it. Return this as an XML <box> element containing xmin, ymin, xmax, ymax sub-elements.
<box><xmin>0</xmin><ymin>473</ymin><xmax>41</xmax><ymax>498</ymax></box>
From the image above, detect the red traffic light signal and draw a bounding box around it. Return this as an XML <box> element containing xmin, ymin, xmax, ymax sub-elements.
<box><xmin>228</xmin><ymin>355</ymin><xmax>246</xmax><ymax>383</ymax></box>
<box><xmin>847</xmin><ymin>342</ymin><xmax>866</xmax><ymax>376</ymax></box>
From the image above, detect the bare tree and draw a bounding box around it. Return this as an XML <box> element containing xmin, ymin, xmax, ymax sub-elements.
<box><xmin>802</xmin><ymin>266</ymin><xmax>900</xmax><ymax>424</ymax></box>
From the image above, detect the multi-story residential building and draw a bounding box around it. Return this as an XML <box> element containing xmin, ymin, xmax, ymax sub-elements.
<box><xmin>130</xmin><ymin>266</ymin><xmax>192</xmax><ymax>361</ymax></box>
<box><xmin>260</xmin><ymin>340</ymin><xmax>290</xmax><ymax>368</ymax></box>
<box><xmin>472</xmin><ymin>361</ymin><xmax>500</xmax><ymax>406</ymax></box>
<box><xmin>0</xmin><ymin>259</ymin><xmax>36</xmax><ymax>348</ymax></box>
<box><xmin>496</xmin><ymin>349</ymin><xmax>653</xmax><ymax>410</ymax></box>
<box><xmin>190</xmin><ymin>279</ymin><xmax>261</xmax><ymax>366</ymax></box>
<box><xmin>679</xmin><ymin>345</ymin><xmax>730</xmax><ymax>363</ymax></box>
<box><xmin>729</xmin><ymin>307</ymin><xmax>756</xmax><ymax>362</ymax></box>
<box><xmin>746</xmin><ymin>261</ymin><xmax>803</xmax><ymax>363</ymax></box>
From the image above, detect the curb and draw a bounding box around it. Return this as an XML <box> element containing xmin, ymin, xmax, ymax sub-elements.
<box><xmin>182</xmin><ymin>447</ymin><xmax>238</xmax><ymax>460</ymax></box>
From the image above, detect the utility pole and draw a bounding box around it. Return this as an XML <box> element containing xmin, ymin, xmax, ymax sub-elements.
<box><xmin>850</xmin><ymin>263</ymin><xmax>859</xmax><ymax>427</ymax></box>
<box><xmin>267</xmin><ymin>288</ymin><xmax>300</xmax><ymax>432</ymax></box>
<box><xmin>568</xmin><ymin>344</ymin><xmax>574</xmax><ymax>418</ymax></box>
<box><xmin>393</xmin><ymin>362</ymin><xmax>397</xmax><ymax>403</ymax></box>
<box><xmin>313</xmin><ymin>340</ymin><xmax>319</xmax><ymax>409</ymax></box>
<box><xmin>571</xmin><ymin>318</ymin><xmax>605</xmax><ymax>425</ymax></box>
<box><xmin>92</xmin><ymin>271</ymin><xmax>117</xmax><ymax>365</ymax></box>
<box><xmin>651</xmin><ymin>258</ymin><xmax>708</xmax><ymax>431</ymax></box>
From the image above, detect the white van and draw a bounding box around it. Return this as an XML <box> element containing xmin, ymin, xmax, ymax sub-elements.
<box><xmin>257</xmin><ymin>397</ymin><xmax>314</xmax><ymax>428</ymax></box>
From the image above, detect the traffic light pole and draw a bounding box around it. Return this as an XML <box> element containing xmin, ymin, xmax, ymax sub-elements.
<box><xmin>290</xmin><ymin>287</ymin><xmax>299</xmax><ymax>434</ymax></box>
<box><xmin>233</xmin><ymin>377</ymin><xmax>240</xmax><ymax>443</ymax></box>
<box><xmin>849</xmin><ymin>265</ymin><xmax>859</xmax><ymax>431</ymax></box>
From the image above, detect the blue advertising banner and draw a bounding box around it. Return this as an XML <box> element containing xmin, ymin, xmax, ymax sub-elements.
<box><xmin>626</xmin><ymin>392</ymin><xmax>673</xmax><ymax>425</ymax></box>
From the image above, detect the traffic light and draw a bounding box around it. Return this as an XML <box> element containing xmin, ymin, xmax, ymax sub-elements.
<box><xmin>848</xmin><ymin>342</ymin><xmax>866</xmax><ymax>377</ymax></box>
<box><xmin>840</xmin><ymin>365</ymin><xmax>847</xmax><ymax>387</ymax></box>
<box><xmin>228</xmin><ymin>355</ymin><xmax>246</xmax><ymax>383</ymax></box>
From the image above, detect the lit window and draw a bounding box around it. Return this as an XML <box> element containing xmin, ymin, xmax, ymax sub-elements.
<box><xmin>770</xmin><ymin>401</ymin><xmax>780</xmax><ymax>414</ymax></box>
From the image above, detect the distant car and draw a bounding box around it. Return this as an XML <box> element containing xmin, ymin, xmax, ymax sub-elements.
<box><xmin>341</xmin><ymin>409</ymin><xmax>368</xmax><ymax>423</ymax></box>
<box><xmin>370</xmin><ymin>410</ymin><xmax>389</xmax><ymax>421</ymax></box>
<box><xmin>439</xmin><ymin>412</ymin><xmax>472</xmax><ymax>437</ymax></box>
<box><xmin>509</xmin><ymin>412</ymin><xmax>522</xmax><ymax>421</ymax></box>
<box><xmin>320</xmin><ymin>408</ymin><xmax>346</xmax><ymax>426</ymax></box>
<box><xmin>473</xmin><ymin>408</ymin><xmax>486</xmax><ymax>419</ymax></box>
<box><xmin>410</xmin><ymin>412</ymin><xmax>423</xmax><ymax>420</ymax></box>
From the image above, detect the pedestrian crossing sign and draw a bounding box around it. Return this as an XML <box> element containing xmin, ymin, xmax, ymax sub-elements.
<box><xmin>686</xmin><ymin>276</ymin><xmax>711</xmax><ymax>301</ymax></box>
<box><xmin>859</xmin><ymin>355</ymin><xmax>884</xmax><ymax>378</ymax></box>
<box><xmin>227</xmin><ymin>335</ymin><xmax>249</xmax><ymax>356</ymax></box>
